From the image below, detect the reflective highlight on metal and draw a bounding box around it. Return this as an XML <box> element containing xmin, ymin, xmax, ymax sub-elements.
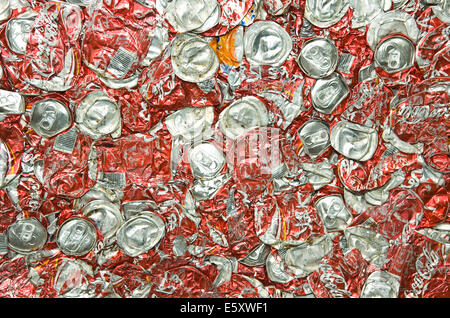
<box><xmin>304</xmin><ymin>0</ymin><xmax>350</xmax><ymax>28</ymax></box>
<box><xmin>30</xmin><ymin>99</ymin><xmax>72</xmax><ymax>139</ymax></box>
<box><xmin>56</xmin><ymin>217</ymin><xmax>97</xmax><ymax>256</ymax></box>
<box><xmin>188</xmin><ymin>142</ymin><xmax>225</xmax><ymax>180</ymax></box>
<box><xmin>375</xmin><ymin>36</ymin><xmax>415</xmax><ymax>74</ymax></box>
<box><xmin>311</xmin><ymin>73</ymin><xmax>349</xmax><ymax>114</ymax></box>
<box><xmin>298</xmin><ymin>120</ymin><xmax>330</xmax><ymax>158</ymax></box>
<box><xmin>315</xmin><ymin>195</ymin><xmax>353</xmax><ymax>232</ymax></box>
<box><xmin>7</xmin><ymin>218</ymin><xmax>47</xmax><ymax>254</ymax></box>
<box><xmin>297</xmin><ymin>38</ymin><xmax>339</xmax><ymax>79</ymax></box>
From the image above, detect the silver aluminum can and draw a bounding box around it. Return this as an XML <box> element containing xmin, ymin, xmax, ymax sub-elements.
<box><xmin>192</xmin><ymin>2</ymin><xmax>222</xmax><ymax>34</ymax></box>
<box><xmin>5</xmin><ymin>10</ymin><xmax>37</xmax><ymax>55</ymax></box>
<box><xmin>374</xmin><ymin>36</ymin><xmax>415</xmax><ymax>74</ymax></box>
<box><xmin>121</xmin><ymin>200</ymin><xmax>158</xmax><ymax>220</ymax></box>
<box><xmin>311</xmin><ymin>73</ymin><xmax>349</xmax><ymax>114</ymax></box>
<box><xmin>6</xmin><ymin>218</ymin><xmax>47</xmax><ymax>254</ymax></box>
<box><xmin>367</xmin><ymin>10</ymin><xmax>419</xmax><ymax>50</ymax></box>
<box><xmin>0</xmin><ymin>89</ymin><xmax>25</xmax><ymax>115</ymax></box>
<box><xmin>284</xmin><ymin>235</ymin><xmax>333</xmax><ymax>278</ymax></box>
<box><xmin>160</xmin><ymin>0</ymin><xmax>220</xmax><ymax>33</ymax></box>
<box><xmin>297</xmin><ymin>38</ymin><xmax>339</xmax><ymax>79</ymax></box>
<box><xmin>297</xmin><ymin>119</ymin><xmax>330</xmax><ymax>158</ymax></box>
<box><xmin>30</xmin><ymin>99</ymin><xmax>72</xmax><ymax>139</ymax></box>
<box><xmin>432</xmin><ymin>0</ymin><xmax>450</xmax><ymax>24</ymax></box>
<box><xmin>265</xmin><ymin>252</ymin><xmax>294</xmax><ymax>283</ymax></box>
<box><xmin>304</xmin><ymin>0</ymin><xmax>350</xmax><ymax>28</ymax></box>
<box><xmin>116</xmin><ymin>212</ymin><xmax>165</xmax><ymax>257</ymax></box>
<box><xmin>218</xmin><ymin>96</ymin><xmax>269</xmax><ymax>140</ymax></box>
<box><xmin>361</xmin><ymin>271</ymin><xmax>400</xmax><ymax>298</ymax></box>
<box><xmin>165</xmin><ymin>106</ymin><xmax>214</xmax><ymax>140</ymax></box>
<box><xmin>188</xmin><ymin>142</ymin><xmax>225</xmax><ymax>180</ymax></box>
<box><xmin>344</xmin><ymin>226</ymin><xmax>389</xmax><ymax>267</ymax></box>
<box><xmin>75</xmin><ymin>91</ymin><xmax>121</xmax><ymax>140</ymax></box>
<box><xmin>350</xmin><ymin>0</ymin><xmax>384</xmax><ymax>29</ymax></box>
<box><xmin>56</xmin><ymin>217</ymin><xmax>97</xmax><ymax>256</ymax></box>
<box><xmin>0</xmin><ymin>0</ymin><xmax>11</xmax><ymax>22</ymax></box>
<box><xmin>81</xmin><ymin>200</ymin><xmax>123</xmax><ymax>240</ymax></box>
<box><xmin>314</xmin><ymin>195</ymin><xmax>353</xmax><ymax>232</ymax></box>
<box><xmin>330</xmin><ymin>120</ymin><xmax>378</xmax><ymax>161</ymax></box>
<box><xmin>170</xmin><ymin>34</ymin><xmax>219</xmax><ymax>83</ymax></box>
<box><xmin>238</xmin><ymin>243</ymin><xmax>271</xmax><ymax>267</ymax></box>
<box><xmin>243</xmin><ymin>21</ymin><xmax>292</xmax><ymax>67</ymax></box>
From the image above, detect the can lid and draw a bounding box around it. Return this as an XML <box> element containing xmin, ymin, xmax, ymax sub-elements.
<box><xmin>30</xmin><ymin>99</ymin><xmax>72</xmax><ymax>139</ymax></box>
<box><xmin>171</xmin><ymin>34</ymin><xmax>219</xmax><ymax>83</ymax></box>
<box><xmin>192</xmin><ymin>2</ymin><xmax>221</xmax><ymax>34</ymax></box>
<box><xmin>239</xmin><ymin>243</ymin><xmax>271</xmax><ymax>267</ymax></box>
<box><xmin>219</xmin><ymin>96</ymin><xmax>269</xmax><ymax>140</ymax></box>
<box><xmin>330</xmin><ymin>121</ymin><xmax>378</xmax><ymax>161</ymax></box>
<box><xmin>0</xmin><ymin>0</ymin><xmax>11</xmax><ymax>22</ymax></box>
<box><xmin>165</xmin><ymin>106</ymin><xmax>214</xmax><ymax>140</ymax></box>
<box><xmin>163</xmin><ymin>0</ymin><xmax>220</xmax><ymax>33</ymax></box>
<box><xmin>297</xmin><ymin>37</ymin><xmax>339</xmax><ymax>79</ymax></box>
<box><xmin>344</xmin><ymin>226</ymin><xmax>389</xmax><ymax>267</ymax></box>
<box><xmin>116</xmin><ymin>212</ymin><xmax>165</xmax><ymax>257</ymax></box>
<box><xmin>76</xmin><ymin>91</ymin><xmax>121</xmax><ymax>140</ymax></box>
<box><xmin>367</xmin><ymin>10</ymin><xmax>419</xmax><ymax>50</ymax></box>
<box><xmin>314</xmin><ymin>195</ymin><xmax>352</xmax><ymax>232</ymax></box>
<box><xmin>350</xmin><ymin>0</ymin><xmax>384</xmax><ymax>29</ymax></box>
<box><xmin>6</xmin><ymin>218</ymin><xmax>47</xmax><ymax>254</ymax></box>
<box><xmin>5</xmin><ymin>10</ymin><xmax>37</xmax><ymax>55</ymax></box>
<box><xmin>375</xmin><ymin>35</ymin><xmax>415</xmax><ymax>74</ymax></box>
<box><xmin>81</xmin><ymin>200</ymin><xmax>123</xmax><ymax>240</ymax></box>
<box><xmin>304</xmin><ymin>0</ymin><xmax>350</xmax><ymax>28</ymax></box>
<box><xmin>188</xmin><ymin>142</ymin><xmax>225</xmax><ymax>180</ymax></box>
<box><xmin>56</xmin><ymin>217</ymin><xmax>97</xmax><ymax>256</ymax></box>
<box><xmin>243</xmin><ymin>21</ymin><xmax>292</xmax><ymax>66</ymax></box>
<box><xmin>0</xmin><ymin>89</ymin><xmax>25</xmax><ymax>115</ymax></box>
<box><xmin>121</xmin><ymin>200</ymin><xmax>158</xmax><ymax>220</ymax></box>
<box><xmin>311</xmin><ymin>73</ymin><xmax>349</xmax><ymax>114</ymax></box>
<box><xmin>297</xmin><ymin>119</ymin><xmax>330</xmax><ymax>158</ymax></box>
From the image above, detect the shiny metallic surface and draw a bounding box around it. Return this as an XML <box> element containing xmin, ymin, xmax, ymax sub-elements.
<box><xmin>284</xmin><ymin>235</ymin><xmax>333</xmax><ymax>278</ymax></box>
<box><xmin>350</xmin><ymin>0</ymin><xmax>384</xmax><ymax>29</ymax></box>
<box><xmin>361</xmin><ymin>271</ymin><xmax>400</xmax><ymax>298</ymax></box>
<box><xmin>0</xmin><ymin>0</ymin><xmax>11</xmax><ymax>22</ymax></box>
<box><xmin>367</xmin><ymin>10</ymin><xmax>419</xmax><ymax>50</ymax></box>
<box><xmin>30</xmin><ymin>99</ymin><xmax>72</xmax><ymax>139</ymax></box>
<box><xmin>121</xmin><ymin>200</ymin><xmax>158</xmax><ymax>220</ymax></box>
<box><xmin>265</xmin><ymin>252</ymin><xmax>294</xmax><ymax>283</ymax></box>
<box><xmin>5</xmin><ymin>12</ymin><xmax>36</xmax><ymax>55</ymax></box>
<box><xmin>56</xmin><ymin>217</ymin><xmax>97</xmax><ymax>256</ymax></box>
<box><xmin>330</xmin><ymin>120</ymin><xmax>378</xmax><ymax>161</ymax></box>
<box><xmin>170</xmin><ymin>34</ymin><xmax>219</xmax><ymax>83</ymax></box>
<box><xmin>188</xmin><ymin>142</ymin><xmax>225</xmax><ymax>180</ymax></box>
<box><xmin>76</xmin><ymin>91</ymin><xmax>121</xmax><ymax>140</ymax></box>
<box><xmin>192</xmin><ymin>2</ymin><xmax>221</xmax><ymax>33</ymax></box>
<box><xmin>82</xmin><ymin>200</ymin><xmax>123</xmax><ymax>239</ymax></box>
<box><xmin>162</xmin><ymin>0</ymin><xmax>219</xmax><ymax>33</ymax></box>
<box><xmin>314</xmin><ymin>195</ymin><xmax>353</xmax><ymax>232</ymax></box>
<box><xmin>297</xmin><ymin>38</ymin><xmax>339</xmax><ymax>79</ymax></box>
<box><xmin>116</xmin><ymin>212</ymin><xmax>165</xmax><ymax>257</ymax></box>
<box><xmin>0</xmin><ymin>139</ymin><xmax>9</xmax><ymax>188</ymax></box>
<box><xmin>243</xmin><ymin>21</ymin><xmax>292</xmax><ymax>66</ymax></box>
<box><xmin>298</xmin><ymin>120</ymin><xmax>330</xmax><ymax>158</ymax></box>
<box><xmin>432</xmin><ymin>0</ymin><xmax>450</xmax><ymax>24</ymax></box>
<box><xmin>239</xmin><ymin>243</ymin><xmax>271</xmax><ymax>267</ymax></box>
<box><xmin>364</xmin><ymin>170</ymin><xmax>405</xmax><ymax>205</ymax></box>
<box><xmin>165</xmin><ymin>106</ymin><xmax>214</xmax><ymax>140</ymax></box>
<box><xmin>0</xmin><ymin>89</ymin><xmax>25</xmax><ymax>115</ymax></box>
<box><xmin>311</xmin><ymin>73</ymin><xmax>349</xmax><ymax>114</ymax></box>
<box><xmin>344</xmin><ymin>226</ymin><xmax>389</xmax><ymax>267</ymax></box>
<box><xmin>218</xmin><ymin>96</ymin><xmax>269</xmax><ymax>140</ymax></box>
<box><xmin>375</xmin><ymin>36</ymin><xmax>415</xmax><ymax>74</ymax></box>
<box><xmin>304</xmin><ymin>0</ymin><xmax>350</xmax><ymax>28</ymax></box>
<box><xmin>6</xmin><ymin>218</ymin><xmax>47</xmax><ymax>254</ymax></box>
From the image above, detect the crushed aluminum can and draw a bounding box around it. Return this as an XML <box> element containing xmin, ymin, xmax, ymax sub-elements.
<box><xmin>310</xmin><ymin>73</ymin><xmax>349</xmax><ymax>114</ymax></box>
<box><xmin>431</xmin><ymin>0</ymin><xmax>450</xmax><ymax>24</ymax></box>
<box><xmin>0</xmin><ymin>0</ymin><xmax>11</xmax><ymax>22</ymax></box>
<box><xmin>30</xmin><ymin>98</ymin><xmax>73</xmax><ymax>139</ymax></box>
<box><xmin>6</xmin><ymin>217</ymin><xmax>47</xmax><ymax>254</ymax></box>
<box><xmin>0</xmin><ymin>89</ymin><xmax>25</xmax><ymax>115</ymax></box>
<box><xmin>360</xmin><ymin>270</ymin><xmax>401</xmax><ymax>298</ymax></box>
<box><xmin>304</xmin><ymin>0</ymin><xmax>350</xmax><ymax>28</ymax></box>
<box><xmin>243</xmin><ymin>21</ymin><xmax>292</xmax><ymax>67</ymax></box>
<box><xmin>165</xmin><ymin>106</ymin><xmax>215</xmax><ymax>141</ymax></box>
<box><xmin>170</xmin><ymin>34</ymin><xmax>220</xmax><ymax>83</ymax></box>
<box><xmin>116</xmin><ymin>212</ymin><xmax>165</xmax><ymax>257</ymax></box>
<box><xmin>374</xmin><ymin>35</ymin><xmax>416</xmax><ymax>74</ymax></box>
<box><xmin>75</xmin><ymin>91</ymin><xmax>121</xmax><ymax>140</ymax></box>
<box><xmin>218</xmin><ymin>96</ymin><xmax>269</xmax><ymax>140</ymax></box>
<box><xmin>366</xmin><ymin>10</ymin><xmax>420</xmax><ymax>50</ymax></box>
<box><xmin>297</xmin><ymin>37</ymin><xmax>339</xmax><ymax>79</ymax></box>
<box><xmin>81</xmin><ymin>200</ymin><xmax>123</xmax><ymax>240</ymax></box>
<box><xmin>330</xmin><ymin>120</ymin><xmax>379</xmax><ymax>161</ymax></box>
<box><xmin>187</xmin><ymin>142</ymin><xmax>226</xmax><ymax>180</ymax></box>
<box><xmin>297</xmin><ymin>119</ymin><xmax>331</xmax><ymax>159</ymax></box>
<box><xmin>56</xmin><ymin>217</ymin><xmax>98</xmax><ymax>257</ymax></box>
<box><xmin>314</xmin><ymin>195</ymin><xmax>353</xmax><ymax>232</ymax></box>
<box><xmin>5</xmin><ymin>10</ymin><xmax>37</xmax><ymax>55</ymax></box>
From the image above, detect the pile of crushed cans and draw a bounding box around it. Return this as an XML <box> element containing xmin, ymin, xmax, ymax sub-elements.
<box><xmin>0</xmin><ymin>0</ymin><xmax>448</xmax><ymax>298</ymax></box>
